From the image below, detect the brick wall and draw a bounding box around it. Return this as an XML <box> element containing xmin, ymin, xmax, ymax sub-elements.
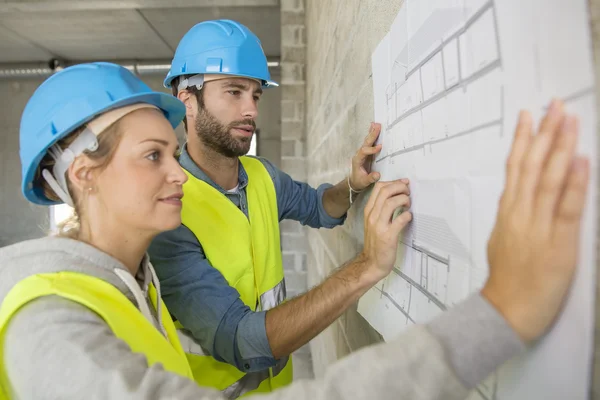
<box><xmin>304</xmin><ymin>0</ymin><xmax>405</xmax><ymax>376</ymax></box>
<box><xmin>280</xmin><ymin>0</ymin><xmax>314</xmax><ymax>379</ymax></box>
<box><xmin>280</xmin><ymin>0</ymin><xmax>308</xmax><ymax>299</ymax></box>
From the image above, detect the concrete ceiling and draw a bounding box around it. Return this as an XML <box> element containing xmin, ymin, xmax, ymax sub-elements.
<box><xmin>0</xmin><ymin>0</ymin><xmax>281</xmax><ymax>63</ymax></box>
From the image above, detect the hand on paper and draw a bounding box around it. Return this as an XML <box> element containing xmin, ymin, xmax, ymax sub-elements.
<box><xmin>359</xmin><ymin>179</ymin><xmax>412</xmax><ymax>283</ymax></box>
<box><xmin>348</xmin><ymin>122</ymin><xmax>383</xmax><ymax>192</ymax></box>
<box><xmin>482</xmin><ymin>99</ymin><xmax>590</xmax><ymax>342</ymax></box>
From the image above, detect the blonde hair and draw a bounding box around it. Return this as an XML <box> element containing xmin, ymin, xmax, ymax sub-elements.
<box><xmin>35</xmin><ymin>121</ymin><xmax>124</xmax><ymax>238</ymax></box>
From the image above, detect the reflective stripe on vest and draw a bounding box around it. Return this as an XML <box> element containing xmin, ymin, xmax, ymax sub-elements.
<box><xmin>180</xmin><ymin>156</ymin><xmax>293</xmax><ymax>398</ymax></box>
<box><xmin>259</xmin><ymin>279</ymin><xmax>286</xmax><ymax>311</ymax></box>
<box><xmin>0</xmin><ymin>272</ymin><xmax>193</xmax><ymax>399</ymax></box>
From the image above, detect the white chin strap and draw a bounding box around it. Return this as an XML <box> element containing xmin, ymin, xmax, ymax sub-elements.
<box><xmin>42</xmin><ymin>128</ymin><xmax>98</xmax><ymax>207</ymax></box>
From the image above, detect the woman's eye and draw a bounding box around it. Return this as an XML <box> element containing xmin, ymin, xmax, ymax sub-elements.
<box><xmin>146</xmin><ymin>151</ymin><xmax>160</xmax><ymax>161</ymax></box>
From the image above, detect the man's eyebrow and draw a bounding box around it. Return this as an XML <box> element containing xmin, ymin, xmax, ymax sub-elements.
<box><xmin>221</xmin><ymin>81</ymin><xmax>263</xmax><ymax>95</ymax></box>
<box><xmin>221</xmin><ymin>81</ymin><xmax>249</xmax><ymax>90</ymax></box>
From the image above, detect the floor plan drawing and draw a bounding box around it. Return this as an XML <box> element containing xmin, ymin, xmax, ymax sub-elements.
<box><xmin>360</xmin><ymin>1</ymin><xmax>597</xmax><ymax>399</ymax></box>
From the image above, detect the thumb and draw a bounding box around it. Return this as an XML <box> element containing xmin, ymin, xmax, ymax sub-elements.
<box><xmin>370</xmin><ymin>172</ymin><xmax>381</xmax><ymax>183</ymax></box>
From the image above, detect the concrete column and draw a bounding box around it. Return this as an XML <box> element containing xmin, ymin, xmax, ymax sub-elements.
<box><xmin>280</xmin><ymin>0</ymin><xmax>308</xmax><ymax>299</ymax></box>
<box><xmin>280</xmin><ymin>0</ymin><xmax>315</xmax><ymax>380</ymax></box>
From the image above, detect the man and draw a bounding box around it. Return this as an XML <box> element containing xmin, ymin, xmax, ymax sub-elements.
<box><xmin>148</xmin><ymin>19</ymin><xmax>394</xmax><ymax>397</ymax></box>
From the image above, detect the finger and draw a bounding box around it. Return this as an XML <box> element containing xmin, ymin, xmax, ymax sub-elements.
<box><xmin>364</xmin><ymin>181</ymin><xmax>394</xmax><ymax>218</ymax></box>
<box><xmin>502</xmin><ymin>110</ymin><xmax>533</xmax><ymax>209</ymax></box>
<box><xmin>379</xmin><ymin>194</ymin><xmax>411</xmax><ymax>226</ymax></box>
<box><xmin>391</xmin><ymin>211</ymin><xmax>413</xmax><ymax>235</ymax></box>
<box><xmin>368</xmin><ymin>171</ymin><xmax>381</xmax><ymax>183</ymax></box>
<box><xmin>363</xmin><ymin>122</ymin><xmax>382</xmax><ymax>146</ymax></box>
<box><xmin>371</xmin><ymin>181</ymin><xmax>411</xmax><ymax>221</ymax></box>
<box><xmin>361</xmin><ymin>144</ymin><xmax>383</xmax><ymax>156</ymax></box>
<box><xmin>515</xmin><ymin>99</ymin><xmax>565</xmax><ymax>213</ymax></box>
<box><xmin>353</xmin><ymin>145</ymin><xmax>383</xmax><ymax>166</ymax></box>
<box><xmin>555</xmin><ymin>156</ymin><xmax>590</xmax><ymax>236</ymax></box>
<box><xmin>534</xmin><ymin>115</ymin><xmax>579</xmax><ymax>228</ymax></box>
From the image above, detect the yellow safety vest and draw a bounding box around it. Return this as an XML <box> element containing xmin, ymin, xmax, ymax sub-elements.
<box><xmin>0</xmin><ymin>272</ymin><xmax>193</xmax><ymax>399</ymax></box>
<box><xmin>179</xmin><ymin>156</ymin><xmax>293</xmax><ymax>398</ymax></box>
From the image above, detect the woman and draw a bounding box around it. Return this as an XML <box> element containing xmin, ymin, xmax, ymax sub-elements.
<box><xmin>0</xmin><ymin>62</ymin><xmax>586</xmax><ymax>400</ymax></box>
<box><xmin>0</xmin><ymin>62</ymin><xmax>205</xmax><ymax>398</ymax></box>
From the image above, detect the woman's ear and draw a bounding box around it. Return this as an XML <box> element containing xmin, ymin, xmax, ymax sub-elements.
<box><xmin>67</xmin><ymin>156</ymin><xmax>96</xmax><ymax>196</ymax></box>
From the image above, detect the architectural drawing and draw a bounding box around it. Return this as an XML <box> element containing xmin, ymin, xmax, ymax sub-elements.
<box><xmin>360</xmin><ymin>0</ymin><xmax>597</xmax><ymax>399</ymax></box>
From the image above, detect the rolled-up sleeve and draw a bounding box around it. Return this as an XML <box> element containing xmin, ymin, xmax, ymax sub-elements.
<box><xmin>148</xmin><ymin>225</ymin><xmax>277</xmax><ymax>372</ymax></box>
<box><xmin>256</xmin><ymin>157</ymin><xmax>346</xmax><ymax>228</ymax></box>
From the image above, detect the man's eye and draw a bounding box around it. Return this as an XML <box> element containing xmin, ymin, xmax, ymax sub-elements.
<box><xmin>228</xmin><ymin>90</ymin><xmax>241</xmax><ymax>96</ymax></box>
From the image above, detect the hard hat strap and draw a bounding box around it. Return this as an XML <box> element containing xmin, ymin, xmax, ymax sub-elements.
<box><xmin>177</xmin><ymin>74</ymin><xmax>205</xmax><ymax>92</ymax></box>
<box><xmin>42</xmin><ymin>128</ymin><xmax>98</xmax><ymax>207</ymax></box>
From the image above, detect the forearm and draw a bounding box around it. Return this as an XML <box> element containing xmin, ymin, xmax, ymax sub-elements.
<box><xmin>265</xmin><ymin>254</ymin><xmax>374</xmax><ymax>358</ymax></box>
<box><xmin>321</xmin><ymin>177</ymin><xmax>353</xmax><ymax>219</ymax></box>
<box><xmin>252</xmin><ymin>294</ymin><xmax>524</xmax><ymax>400</ymax></box>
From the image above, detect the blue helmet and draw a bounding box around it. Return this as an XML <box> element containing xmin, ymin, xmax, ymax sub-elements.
<box><xmin>164</xmin><ymin>19</ymin><xmax>278</xmax><ymax>89</ymax></box>
<box><xmin>20</xmin><ymin>62</ymin><xmax>186</xmax><ymax>205</ymax></box>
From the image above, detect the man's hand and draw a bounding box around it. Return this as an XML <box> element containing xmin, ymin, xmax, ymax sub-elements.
<box><xmin>482</xmin><ymin>99</ymin><xmax>590</xmax><ymax>343</ymax></box>
<box><xmin>359</xmin><ymin>179</ymin><xmax>412</xmax><ymax>284</ymax></box>
<box><xmin>266</xmin><ymin>178</ymin><xmax>411</xmax><ymax>358</ymax></box>
<box><xmin>349</xmin><ymin>123</ymin><xmax>384</xmax><ymax>192</ymax></box>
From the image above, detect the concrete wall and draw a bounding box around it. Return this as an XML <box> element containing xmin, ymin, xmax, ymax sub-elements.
<box><xmin>278</xmin><ymin>0</ymin><xmax>314</xmax><ymax>380</ymax></box>
<box><xmin>0</xmin><ymin>72</ymin><xmax>282</xmax><ymax>247</ymax></box>
<box><xmin>280</xmin><ymin>0</ymin><xmax>309</xmax><ymax>301</ymax></box>
<box><xmin>304</xmin><ymin>0</ymin><xmax>405</xmax><ymax>376</ymax></box>
<box><xmin>0</xmin><ymin>79</ymin><xmax>49</xmax><ymax>247</ymax></box>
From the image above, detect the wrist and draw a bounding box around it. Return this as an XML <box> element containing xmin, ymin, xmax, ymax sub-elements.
<box><xmin>347</xmin><ymin>175</ymin><xmax>363</xmax><ymax>193</ymax></box>
<box><xmin>351</xmin><ymin>252</ymin><xmax>385</xmax><ymax>289</ymax></box>
<box><xmin>480</xmin><ymin>283</ymin><xmax>534</xmax><ymax>343</ymax></box>
<box><xmin>347</xmin><ymin>176</ymin><xmax>362</xmax><ymax>205</ymax></box>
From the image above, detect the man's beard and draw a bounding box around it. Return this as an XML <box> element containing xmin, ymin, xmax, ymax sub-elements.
<box><xmin>194</xmin><ymin>106</ymin><xmax>256</xmax><ymax>158</ymax></box>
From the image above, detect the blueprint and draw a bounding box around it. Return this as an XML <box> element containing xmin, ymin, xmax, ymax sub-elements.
<box><xmin>359</xmin><ymin>1</ymin><xmax>597</xmax><ymax>399</ymax></box>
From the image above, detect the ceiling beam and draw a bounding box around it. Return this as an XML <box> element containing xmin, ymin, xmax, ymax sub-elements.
<box><xmin>0</xmin><ymin>0</ymin><xmax>278</xmax><ymax>13</ymax></box>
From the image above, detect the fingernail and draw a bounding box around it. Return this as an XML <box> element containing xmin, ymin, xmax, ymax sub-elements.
<box><xmin>370</xmin><ymin>122</ymin><xmax>375</xmax><ymax>129</ymax></box>
<box><xmin>401</xmin><ymin>178</ymin><xmax>409</xmax><ymax>184</ymax></box>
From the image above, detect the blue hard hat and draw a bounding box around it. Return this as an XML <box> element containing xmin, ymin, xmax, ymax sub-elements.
<box><xmin>164</xmin><ymin>19</ymin><xmax>278</xmax><ymax>89</ymax></box>
<box><xmin>20</xmin><ymin>62</ymin><xmax>186</xmax><ymax>205</ymax></box>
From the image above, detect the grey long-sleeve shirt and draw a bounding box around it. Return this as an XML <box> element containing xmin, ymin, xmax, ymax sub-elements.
<box><xmin>0</xmin><ymin>237</ymin><xmax>525</xmax><ymax>399</ymax></box>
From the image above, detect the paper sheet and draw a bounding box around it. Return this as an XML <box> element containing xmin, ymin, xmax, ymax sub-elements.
<box><xmin>360</xmin><ymin>1</ymin><xmax>597</xmax><ymax>398</ymax></box>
